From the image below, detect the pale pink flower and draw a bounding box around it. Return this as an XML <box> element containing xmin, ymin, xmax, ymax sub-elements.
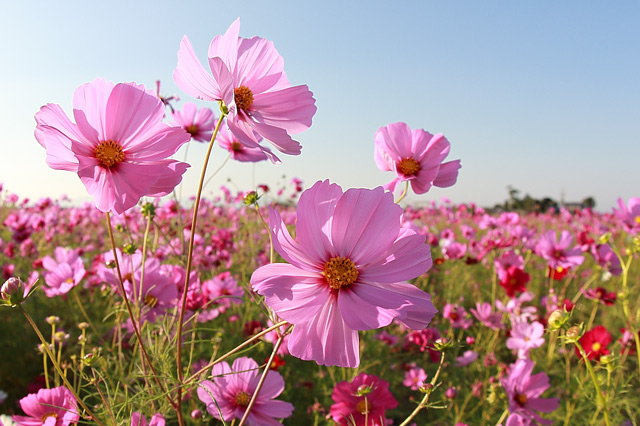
<box><xmin>217</xmin><ymin>122</ymin><xmax>271</xmax><ymax>162</ymax></box>
<box><xmin>500</xmin><ymin>359</ymin><xmax>559</xmax><ymax>425</ymax></box>
<box><xmin>455</xmin><ymin>350</ymin><xmax>478</xmax><ymax>367</ymax></box>
<box><xmin>174</xmin><ymin>19</ymin><xmax>317</xmax><ymax>163</ymax></box>
<box><xmin>41</xmin><ymin>247</ymin><xmax>85</xmax><ymax>297</ymax></box>
<box><xmin>402</xmin><ymin>364</ymin><xmax>428</xmax><ymax>390</ymax></box>
<box><xmin>251</xmin><ymin>180</ymin><xmax>436</xmax><ymax>367</ymax></box>
<box><xmin>506</xmin><ymin>320</ymin><xmax>545</xmax><ymax>359</ymax></box>
<box><xmin>35</xmin><ymin>79</ymin><xmax>190</xmax><ymax>214</ymax></box>
<box><xmin>613</xmin><ymin>197</ymin><xmax>640</xmax><ymax>233</ymax></box>
<box><xmin>374</xmin><ymin>122</ymin><xmax>461</xmax><ymax>194</ymax></box>
<box><xmin>197</xmin><ymin>357</ymin><xmax>293</xmax><ymax>426</ymax></box>
<box><xmin>12</xmin><ymin>386</ymin><xmax>79</xmax><ymax>426</ymax></box>
<box><xmin>170</xmin><ymin>102</ymin><xmax>216</xmax><ymax>142</ymax></box>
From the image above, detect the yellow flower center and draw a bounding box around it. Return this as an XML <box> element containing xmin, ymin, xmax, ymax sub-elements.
<box><xmin>144</xmin><ymin>294</ymin><xmax>158</xmax><ymax>308</ymax></box>
<box><xmin>230</xmin><ymin>141</ymin><xmax>244</xmax><ymax>152</ymax></box>
<box><xmin>356</xmin><ymin>398</ymin><xmax>370</xmax><ymax>415</ymax></box>
<box><xmin>323</xmin><ymin>257</ymin><xmax>359</xmax><ymax>290</ymax></box>
<box><xmin>635</xmin><ymin>216</ymin><xmax>640</xmax><ymax>225</ymax></box>
<box><xmin>186</xmin><ymin>124</ymin><xmax>199</xmax><ymax>135</ymax></box>
<box><xmin>397</xmin><ymin>158</ymin><xmax>421</xmax><ymax>176</ymax></box>
<box><xmin>234</xmin><ymin>86</ymin><xmax>254</xmax><ymax>111</ymax></box>
<box><xmin>41</xmin><ymin>412</ymin><xmax>58</xmax><ymax>422</ymax></box>
<box><xmin>235</xmin><ymin>391</ymin><xmax>251</xmax><ymax>407</ymax></box>
<box><xmin>514</xmin><ymin>393</ymin><xmax>527</xmax><ymax>406</ymax></box>
<box><xmin>592</xmin><ymin>342</ymin><xmax>602</xmax><ymax>352</ymax></box>
<box><xmin>95</xmin><ymin>140</ymin><xmax>125</xmax><ymax>168</ymax></box>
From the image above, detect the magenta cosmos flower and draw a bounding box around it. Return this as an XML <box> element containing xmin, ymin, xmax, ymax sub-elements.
<box><xmin>500</xmin><ymin>359</ymin><xmax>559</xmax><ymax>425</ymax></box>
<box><xmin>170</xmin><ymin>102</ymin><xmax>216</xmax><ymax>142</ymax></box>
<box><xmin>197</xmin><ymin>356</ymin><xmax>293</xmax><ymax>426</ymax></box>
<box><xmin>251</xmin><ymin>180</ymin><xmax>437</xmax><ymax>367</ymax></box>
<box><xmin>374</xmin><ymin>122</ymin><xmax>461</xmax><ymax>195</ymax></box>
<box><xmin>535</xmin><ymin>230</ymin><xmax>584</xmax><ymax>270</ymax></box>
<box><xmin>12</xmin><ymin>386</ymin><xmax>79</xmax><ymax>426</ymax></box>
<box><xmin>613</xmin><ymin>197</ymin><xmax>640</xmax><ymax>233</ymax></box>
<box><xmin>173</xmin><ymin>18</ymin><xmax>317</xmax><ymax>163</ymax></box>
<box><xmin>329</xmin><ymin>373</ymin><xmax>398</xmax><ymax>426</ymax></box>
<box><xmin>131</xmin><ymin>412</ymin><xmax>165</xmax><ymax>426</ymax></box>
<box><xmin>35</xmin><ymin>78</ymin><xmax>190</xmax><ymax>214</ymax></box>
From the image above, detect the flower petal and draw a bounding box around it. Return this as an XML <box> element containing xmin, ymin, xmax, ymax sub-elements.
<box><xmin>174</xmin><ymin>35</ymin><xmax>221</xmax><ymax>101</ymax></box>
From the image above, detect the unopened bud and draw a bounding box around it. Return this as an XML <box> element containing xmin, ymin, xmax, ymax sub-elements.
<box><xmin>141</xmin><ymin>202</ymin><xmax>156</xmax><ymax>219</ymax></box>
<box><xmin>355</xmin><ymin>384</ymin><xmax>373</xmax><ymax>397</ymax></box>
<box><xmin>46</xmin><ymin>316</ymin><xmax>61</xmax><ymax>325</ymax></box>
<box><xmin>122</xmin><ymin>243</ymin><xmax>137</xmax><ymax>255</ymax></box>
<box><xmin>434</xmin><ymin>337</ymin><xmax>453</xmax><ymax>352</ymax></box>
<box><xmin>419</xmin><ymin>383</ymin><xmax>434</xmax><ymax>394</ymax></box>
<box><xmin>547</xmin><ymin>309</ymin><xmax>568</xmax><ymax>330</ymax></box>
<box><xmin>1</xmin><ymin>277</ymin><xmax>24</xmax><ymax>307</ymax></box>
<box><xmin>243</xmin><ymin>191</ymin><xmax>259</xmax><ymax>206</ymax></box>
<box><xmin>566</xmin><ymin>325</ymin><xmax>583</xmax><ymax>342</ymax></box>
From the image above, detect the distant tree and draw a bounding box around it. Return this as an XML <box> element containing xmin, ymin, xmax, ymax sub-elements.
<box><xmin>582</xmin><ymin>197</ymin><xmax>596</xmax><ymax>209</ymax></box>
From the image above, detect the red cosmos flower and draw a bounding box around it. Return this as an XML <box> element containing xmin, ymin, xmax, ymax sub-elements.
<box><xmin>499</xmin><ymin>266</ymin><xmax>530</xmax><ymax>298</ymax></box>
<box><xmin>329</xmin><ymin>373</ymin><xmax>398</xmax><ymax>426</ymax></box>
<box><xmin>577</xmin><ymin>325</ymin><xmax>612</xmax><ymax>361</ymax></box>
<box><xmin>582</xmin><ymin>287</ymin><xmax>616</xmax><ymax>306</ymax></box>
<box><xmin>547</xmin><ymin>265</ymin><xmax>570</xmax><ymax>280</ymax></box>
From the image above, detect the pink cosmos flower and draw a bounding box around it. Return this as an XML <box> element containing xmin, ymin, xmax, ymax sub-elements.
<box><xmin>536</xmin><ymin>231</ymin><xmax>584</xmax><ymax>270</ymax></box>
<box><xmin>329</xmin><ymin>373</ymin><xmax>398</xmax><ymax>426</ymax></box>
<box><xmin>251</xmin><ymin>180</ymin><xmax>437</xmax><ymax>367</ymax></box>
<box><xmin>613</xmin><ymin>197</ymin><xmax>640</xmax><ymax>233</ymax></box>
<box><xmin>402</xmin><ymin>364</ymin><xmax>428</xmax><ymax>390</ymax></box>
<box><xmin>170</xmin><ymin>102</ymin><xmax>216</xmax><ymax>142</ymax></box>
<box><xmin>12</xmin><ymin>386</ymin><xmax>79</xmax><ymax>426</ymax></box>
<box><xmin>443</xmin><ymin>303</ymin><xmax>473</xmax><ymax>329</ymax></box>
<box><xmin>41</xmin><ymin>247</ymin><xmax>85</xmax><ymax>298</ymax></box>
<box><xmin>374</xmin><ymin>122</ymin><xmax>461</xmax><ymax>194</ymax></box>
<box><xmin>500</xmin><ymin>359</ymin><xmax>559</xmax><ymax>425</ymax></box>
<box><xmin>455</xmin><ymin>350</ymin><xmax>479</xmax><ymax>367</ymax></box>
<box><xmin>592</xmin><ymin>243</ymin><xmax>622</xmax><ymax>276</ymax></box>
<box><xmin>197</xmin><ymin>357</ymin><xmax>293</xmax><ymax>426</ymax></box>
<box><xmin>470</xmin><ymin>302</ymin><xmax>504</xmax><ymax>330</ymax></box>
<box><xmin>174</xmin><ymin>19</ymin><xmax>317</xmax><ymax>163</ymax></box>
<box><xmin>35</xmin><ymin>78</ymin><xmax>190</xmax><ymax>214</ymax></box>
<box><xmin>506</xmin><ymin>320</ymin><xmax>545</xmax><ymax>359</ymax></box>
<box><xmin>131</xmin><ymin>412</ymin><xmax>165</xmax><ymax>426</ymax></box>
<box><xmin>217</xmin><ymin>122</ymin><xmax>271</xmax><ymax>162</ymax></box>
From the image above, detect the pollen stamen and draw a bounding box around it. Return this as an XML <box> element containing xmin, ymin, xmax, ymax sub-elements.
<box><xmin>234</xmin><ymin>86</ymin><xmax>254</xmax><ymax>111</ymax></box>
<box><xmin>95</xmin><ymin>140</ymin><xmax>125</xmax><ymax>168</ymax></box>
<box><xmin>514</xmin><ymin>393</ymin><xmax>527</xmax><ymax>406</ymax></box>
<box><xmin>144</xmin><ymin>294</ymin><xmax>158</xmax><ymax>308</ymax></box>
<box><xmin>235</xmin><ymin>391</ymin><xmax>251</xmax><ymax>407</ymax></box>
<box><xmin>324</xmin><ymin>257</ymin><xmax>359</xmax><ymax>290</ymax></box>
<box><xmin>397</xmin><ymin>158</ymin><xmax>421</xmax><ymax>176</ymax></box>
<box><xmin>230</xmin><ymin>141</ymin><xmax>244</xmax><ymax>152</ymax></box>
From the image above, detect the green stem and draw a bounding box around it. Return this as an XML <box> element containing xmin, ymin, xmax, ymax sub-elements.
<box><xmin>395</xmin><ymin>181</ymin><xmax>409</xmax><ymax>204</ymax></box>
<box><xmin>19</xmin><ymin>305</ymin><xmax>106</xmax><ymax>426</ymax></box>
<box><xmin>175</xmin><ymin>112</ymin><xmax>226</xmax><ymax>424</ymax></box>
<box><xmin>398</xmin><ymin>351</ymin><xmax>446</xmax><ymax>426</ymax></box>
<box><xmin>574</xmin><ymin>340</ymin><xmax>611</xmax><ymax>426</ymax></box>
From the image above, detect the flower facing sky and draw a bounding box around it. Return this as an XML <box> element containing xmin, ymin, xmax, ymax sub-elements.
<box><xmin>174</xmin><ymin>18</ymin><xmax>317</xmax><ymax>163</ymax></box>
<box><xmin>251</xmin><ymin>180</ymin><xmax>437</xmax><ymax>367</ymax></box>
<box><xmin>577</xmin><ymin>325</ymin><xmax>612</xmax><ymax>361</ymax></box>
<box><xmin>374</xmin><ymin>122</ymin><xmax>461</xmax><ymax>195</ymax></box>
<box><xmin>197</xmin><ymin>357</ymin><xmax>293</xmax><ymax>426</ymax></box>
<box><xmin>35</xmin><ymin>79</ymin><xmax>190</xmax><ymax>214</ymax></box>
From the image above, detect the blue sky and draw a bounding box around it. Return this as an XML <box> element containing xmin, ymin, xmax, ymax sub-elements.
<box><xmin>2</xmin><ymin>1</ymin><xmax>638</xmax><ymax>211</ymax></box>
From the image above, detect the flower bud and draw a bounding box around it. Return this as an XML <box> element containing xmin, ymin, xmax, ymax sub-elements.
<box><xmin>419</xmin><ymin>383</ymin><xmax>434</xmax><ymax>394</ymax></box>
<box><xmin>122</xmin><ymin>243</ymin><xmax>137</xmax><ymax>255</ymax></box>
<box><xmin>355</xmin><ymin>384</ymin><xmax>373</xmax><ymax>397</ymax></box>
<box><xmin>1</xmin><ymin>277</ymin><xmax>24</xmax><ymax>307</ymax></box>
<box><xmin>243</xmin><ymin>191</ymin><xmax>259</xmax><ymax>206</ymax></box>
<box><xmin>191</xmin><ymin>410</ymin><xmax>202</xmax><ymax>420</ymax></box>
<box><xmin>445</xmin><ymin>387</ymin><xmax>458</xmax><ymax>399</ymax></box>
<box><xmin>565</xmin><ymin>325</ymin><xmax>583</xmax><ymax>342</ymax></box>
<box><xmin>46</xmin><ymin>316</ymin><xmax>61</xmax><ymax>325</ymax></box>
<box><xmin>141</xmin><ymin>202</ymin><xmax>156</xmax><ymax>219</ymax></box>
<box><xmin>547</xmin><ymin>309</ymin><xmax>568</xmax><ymax>330</ymax></box>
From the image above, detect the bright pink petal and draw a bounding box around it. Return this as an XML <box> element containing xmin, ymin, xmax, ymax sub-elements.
<box><xmin>208</xmin><ymin>57</ymin><xmax>235</xmax><ymax>111</ymax></box>
<box><xmin>251</xmin><ymin>263</ymin><xmax>328</xmax><ymax>323</ymax></box>
<box><xmin>433</xmin><ymin>160</ymin><xmax>461</xmax><ymax>187</ymax></box>
<box><xmin>146</xmin><ymin>161</ymin><xmax>190</xmax><ymax>197</ymax></box>
<box><xmin>268</xmin><ymin>208</ymin><xmax>321</xmax><ymax>270</ymax></box>
<box><xmin>72</xmin><ymin>78</ymin><xmax>114</xmax><ymax>141</ymax></box>
<box><xmin>208</xmin><ymin>18</ymin><xmax>240</xmax><ymax>75</ymax></box>
<box><xmin>236</xmin><ymin>37</ymin><xmax>288</xmax><ymax>92</ymax></box>
<box><xmin>330</xmin><ymin>186</ymin><xmax>401</xmax><ymax>264</ymax></box>
<box><xmin>174</xmin><ymin>36</ymin><xmax>221</xmax><ymax>101</ymax></box>
<box><xmin>251</xmin><ymin>85</ymin><xmax>317</xmax><ymax>133</ymax></box>
<box><xmin>35</xmin><ymin>104</ymin><xmax>83</xmax><ymax>171</ymax></box>
<box><xmin>287</xmin><ymin>294</ymin><xmax>360</xmax><ymax>367</ymax></box>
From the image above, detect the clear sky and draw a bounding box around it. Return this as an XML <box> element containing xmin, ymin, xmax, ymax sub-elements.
<box><xmin>2</xmin><ymin>1</ymin><xmax>638</xmax><ymax>211</ymax></box>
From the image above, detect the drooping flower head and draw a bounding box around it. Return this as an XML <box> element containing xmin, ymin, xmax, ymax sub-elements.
<box><xmin>12</xmin><ymin>386</ymin><xmax>79</xmax><ymax>426</ymax></box>
<box><xmin>170</xmin><ymin>102</ymin><xmax>216</xmax><ymax>142</ymax></box>
<box><xmin>35</xmin><ymin>79</ymin><xmax>191</xmax><ymax>214</ymax></box>
<box><xmin>500</xmin><ymin>359</ymin><xmax>559</xmax><ymax>425</ymax></box>
<box><xmin>374</xmin><ymin>122</ymin><xmax>461</xmax><ymax>195</ymax></box>
<box><xmin>329</xmin><ymin>373</ymin><xmax>398</xmax><ymax>426</ymax></box>
<box><xmin>174</xmin><ymin>19</ymin><xmax>317</xmax><ymax>163</ymax></box>
<box><xmin>197</xmin><ymin>357</ymin><xmax>293</xmax><ymax>426</ymax></box>
<box><xmin>251</xmin><ymin>180</ymin><xmax>437</xmax><ymax>367</ymax></box>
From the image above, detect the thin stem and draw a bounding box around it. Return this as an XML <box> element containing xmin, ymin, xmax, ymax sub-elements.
<box><xmin>398</xmin><ymin>351</ymin><xmax>446</xmax><ymax>426</ymax></box>
<box><xmin>183</xmin><ymin>320</ymin><xmax>289</xmax><ymax>386</ymax></box>
<box><xmin>203</xmin><ymin>152</ymin><xmax>232</xmax><ymax>190</ymax></box>
<box><xmin>105</xmin><ymin>212</ymin><xmax>177</xmax><ymax>409</ymax></box>
<box><xmin>494</xmin><ymin>408</ymin><xmax>509</xmax><ymax>426</ymax></box>
<box><xmin>395</xmin><ymin>181</ymin><xmax>409</xmax><ymax>204</ymax></box>
<box><xmin>574</xmin><ymin>340</ymin><xmax>611</xmax><ymax>426</ymax></box>
<box><xmin>19</xmin><ymin>305</ymin><xmax>106</xmax><ymax>426</ymax></box>
<box><xmin>237</xmin><ymin>329</ymin><xmax>287</xmax><ymax>426</ymax></box>
<box><xmin>254</xmin><ymin>203</ymin><xmax>274</xmax><ymax>263</ymax></box>
<box><xmin>176</xmin><ymin>112</ymin><xmax>226</xmax><ymax>423</ymax></box>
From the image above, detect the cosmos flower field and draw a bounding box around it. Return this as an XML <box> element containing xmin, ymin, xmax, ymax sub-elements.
<box><xmin>2</xmin><ymin>18</ymin><xmax>640</xmax><ymax>426</ymax></box>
